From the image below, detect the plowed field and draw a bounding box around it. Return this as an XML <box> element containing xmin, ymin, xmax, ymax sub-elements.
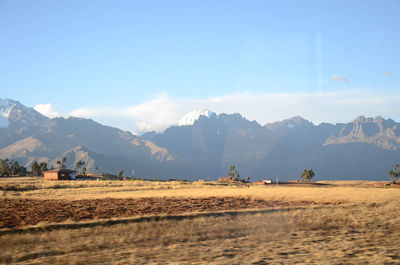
<box><xmin>0</xmin><ymin>197</ymin><xmax>339</xmax><ymax>229</ymax></box>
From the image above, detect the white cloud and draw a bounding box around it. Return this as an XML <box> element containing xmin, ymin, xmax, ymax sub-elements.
<box><xmin>67</xmin><ymin>89</ymin><xmax>400</xmax><ymax>134</ymax></box>
<box><xmin>34</xmin><ymin>103</ymin><xmax>64</xmax><ymax>118</ymax></box>
<box><xmin>331</xmin><ymin>74</ymin><xmax>349</xmax><ymax>82</ymax></box>
<box><xmin>70</xmin><ymin>106</ymin><xmax>121</xmax><ymax>118</ymax></box>
<box><xmin>70</xmin><ymin>94</ymin><xmax>189</xmax><ymax>132</ymax></box>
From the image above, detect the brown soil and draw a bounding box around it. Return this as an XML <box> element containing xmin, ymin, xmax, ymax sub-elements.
<box><xmin>0</xmin><ymin>197</ymin><xmax>340</xmax><ymax>229</ymax></box>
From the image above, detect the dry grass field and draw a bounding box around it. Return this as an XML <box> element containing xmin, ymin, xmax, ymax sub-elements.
<box><xmin>1</xmin><ymin>177</ymin><xmax>400</xmax><ymax>264</ymax></box>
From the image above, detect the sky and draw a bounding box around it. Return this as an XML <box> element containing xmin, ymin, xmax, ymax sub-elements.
<box><xmin>1</xmin><ymin>0</ymin><xmax>399</xmax><ymax>133</ymax></box>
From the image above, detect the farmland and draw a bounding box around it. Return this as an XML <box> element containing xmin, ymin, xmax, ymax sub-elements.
<box><xmin>1</xmin><ymin>177</ymin><xmax>400</xmax><ymax>264</ymax></box>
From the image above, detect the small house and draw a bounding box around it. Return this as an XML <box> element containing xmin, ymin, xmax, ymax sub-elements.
<box><xmin>253</xmin><ymin>179</ymin><xmax>274</xmax><ymax>185</ymax></box>
<box><xmin>218</xmin><ymin>177</ymin><xmax>236</xmax><ymax>182</ymax></box>
<box><xmin>43</xmin><ymin>169</ymin><xmax>76</xmax><ymax>180</ymax></box>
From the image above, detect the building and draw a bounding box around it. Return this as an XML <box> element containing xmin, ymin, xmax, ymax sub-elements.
<box><xmin>43</xmin><ymin>169</ymin><xmax>76</xmax><ymax>180</ymax></box>
<box><xmin>253</xmin><ymin>179</ymin><xmax>273</xmax><ymax>185</ymax></box>
<box><xmin>218</xmin><ymin>177</ymin><xmax>236</xmax><ymax>182</ymax></box>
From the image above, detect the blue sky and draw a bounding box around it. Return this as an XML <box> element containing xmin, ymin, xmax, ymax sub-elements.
<box><xmin>1</xmin><ymin>0</ymin><xmax>399</xmax><ymax>133</ymax></box>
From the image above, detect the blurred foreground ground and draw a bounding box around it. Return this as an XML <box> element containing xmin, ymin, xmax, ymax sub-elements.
<box><xmin>1</xmin><ymin>177</ymin><xmax>400</xmax><ymax>264</ymax></box>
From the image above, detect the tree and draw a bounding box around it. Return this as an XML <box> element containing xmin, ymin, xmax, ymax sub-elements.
<box><xmin>76</xmin><ymin>160</ymin><xmax>85</xmax><ymax>174</ymax></box>
<box><xmin>0</xmin><ymin>159</ymin><xmax>10</xmax><ymax>176</ymax></box>
<box><xmin>76</xmin><ymin>161</ymin><xmax>82</xmax><ymax>172</ymax></box>
<box><xmin>95</xmin><ymin>165</ymin><xmax>98</xmax><ymax>173</ymax></box>
<box><xmin>61</xmin><ymin>157</ymin><xmax>67</xmax><ymax>169</ymax></box>
<box><xmin>39</xmin><ymin>162</ymin><xmax>48</xmax><ymax>173</ymax></box>
<box><xmin>389</xmin><ymin>164</ymin><xmax>400</xmax><ymax>183</ymax></box>
<box><xmin>228</xmin><ymin>165</ymin><xmax>241</xmax><ymax>181</ymax></box>
<box><xmin>117</xmin><ymin>169</ymin><xmax>124</xmax><ymax>179</ymax></box>
<box><xmin>0</xmin><ymin>159</ymin><xmax>26</xmax><ymax>177</ymax></box>
<box><xmin>82</xmin><ymin>167</ymin><xmax>87</xmax><ymax>175</ymax></box>
<box><xmin>31</xmin><ymin>161</ymin><xmax>41</xmax><ymax>176</ymax></box>
<box><xmin>301</xmin><ymin>168</ymin><xmax>315</xmax><ymax>182</ymax></box>
<box><xmin>18</xmin><ymin>165</ymin><xmax>27</xmax><ymax>176</ymax></box>
<box><xmin>56</xmin><ymin>157</ymin><xmax>67</xmax><ymax>170</ymax></box>
<box><xmin>10</xmin><ymin>160</ymin><xmax>19</xmax><ymax>176</ymax></box>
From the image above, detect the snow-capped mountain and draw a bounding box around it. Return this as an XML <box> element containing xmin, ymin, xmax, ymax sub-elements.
<box><xmin>0</xmin><ymin>98</ymin><xmax>181</xmax><ymax>178</ymax></box>
<box><xmin>0</xmin><ymin>99</ymin><xmax>15</xmax><ymax>127</ymax></box>
<box><xmin>0</xmin><ymin>98</ymin><xmax>47</xmax><ymax>127</ymax></box>
<box><xmin>178</xmin><ymin>109</ymin><xmax>215</xmax><ymax>126</ymax></box>
<box><xmin>2</xmin><ymin>98</ymin><xmax>400</xmax><ymax>181</ymax></box>
<box><xmin>0</xmin><ymin>99</ymin><xmax>15</xmax><ymax>118</ymax></box>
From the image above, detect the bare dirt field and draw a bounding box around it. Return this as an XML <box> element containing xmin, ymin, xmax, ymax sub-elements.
<box><xmin>0</xmin><ymin>197</ymin><xmax>337</xmax><ymax>229</ymax></box>
<box><xmin>1</xmin><ymin>178</ymin><xmax>400</xmax><ymax>264</ymax></box>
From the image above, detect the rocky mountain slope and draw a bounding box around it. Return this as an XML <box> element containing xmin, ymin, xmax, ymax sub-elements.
<box><xmin>1</xmin><ymin>98</ymin><xmax>399</xmax><ymax>180</ymax></box>
<box><xmin>324</xmin><ymin>116</ymin><xmax>400</xmax><ymax>150</ymax></box>
<box><xmin>144</xmin><ymin>113</ymin><xmax>400</xmax><ymax>180</ymax></box>
<box><xmin>0</xmin><ymin>99</ymin><xmax>186</xmax><ymax>177</ymax></box>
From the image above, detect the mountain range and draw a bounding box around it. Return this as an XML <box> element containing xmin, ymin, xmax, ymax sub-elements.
<box><xmin>1</xmin><ymin>98</ymin><xmax>399</xmax><ymax>181</ymax></box>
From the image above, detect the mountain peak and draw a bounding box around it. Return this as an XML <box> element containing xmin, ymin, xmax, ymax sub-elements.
<box><xmin>324</xmin><ymin>115</ymin><xmax>400</xmax><ymax>150</ymax></box>
<box><xmin>265</xmin><ymin>116</ymin><xmax>311</xmax><ymax>130</ymax></box>
<box><xmin>0</xmin><ymin>98</ymin><xmax>19</xmax><ymax>118</ymax></box>
<box><xmin>178</xmin><ymin>109</ymin><xmax>215</xmax><ymax>126</ymax></box>
<box><xmin>287</xmin><ymin>116</ymin><xmax>311</xmax><ymax>126</ymax></box>
<box><xmin>0</xmin><ymin>98</ymin><xmax>47</xmax><ymax>127</ymax></box>
<box><xmin>353</xmin><ymin>115</ymin><xmax>393</xmax><ymax>126</ymax></box>
<box><xmin>353</xmin><ymin>115</ymin><xmax>371</xmax><ymax>123</ymax></box>
<box><xmin>374</xmin><ymin>116</ymin><xmax>384</xmax><ymax>122</ymax></box>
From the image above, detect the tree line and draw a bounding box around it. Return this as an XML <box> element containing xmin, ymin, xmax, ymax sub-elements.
<box><xmin>0</xmin><ymin>157</ymin><xmax>90</xmax><ymax>177</ymax></box>
<box><xmin>0</xmin><ymin>159</ymin><xmax>27</xmax><ymax>177</ymax></box>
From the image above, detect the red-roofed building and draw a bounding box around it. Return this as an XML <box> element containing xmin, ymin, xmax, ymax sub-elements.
<box><xmin>43</xmin><ymin>169</ymin><xmax>76</xmax><ymax>180</ymax></box>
